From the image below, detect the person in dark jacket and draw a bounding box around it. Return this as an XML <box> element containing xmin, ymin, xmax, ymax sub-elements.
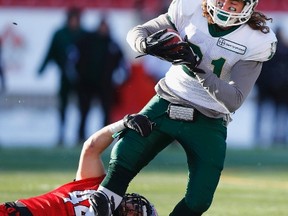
<box><xmin>38</xmin><ymin>7</ymin><xmax>86</xmax><ymax>145</ymax></box>
<box><xmin>76</xmin><ymin>16</ymin><xmax>128</xmax><ymax>142</ymax></box>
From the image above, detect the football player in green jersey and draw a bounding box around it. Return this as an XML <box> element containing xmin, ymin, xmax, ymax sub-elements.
<box><xmin>90</xmin><ymin>0</ymin><xmax>277</xmax><ymax>215</ymax></box>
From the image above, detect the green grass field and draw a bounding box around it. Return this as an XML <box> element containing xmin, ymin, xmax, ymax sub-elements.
<box><xmin>1</xmin><ymin>145</ymin><xmax>288</xmax><ymax>216</ymax></box>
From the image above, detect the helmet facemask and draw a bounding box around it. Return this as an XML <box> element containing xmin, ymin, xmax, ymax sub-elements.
<box><xmin>114</xmin><ymin>193</ymin><xmax>158</xmax><ymax>216</ymax></box>
<box><xmin>206</xmin><ymin>0</ymin><xmax>258</xmax><ymax>27</ymax></box>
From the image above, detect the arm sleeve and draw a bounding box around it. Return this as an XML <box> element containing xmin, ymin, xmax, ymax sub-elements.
<box><xmin>196</xmin><ymin>60</ymin><xmax>262</xmax><ymax>112</ymax></box>
<box><xmin>126</xmin><ymin>13</ymin><xmax>174</xmax><ymax>53</ymax></box>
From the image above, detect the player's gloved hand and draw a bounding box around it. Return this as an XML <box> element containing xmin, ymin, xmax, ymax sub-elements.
<box><xmin>123</xmin><ymin>114</ymin><xmax>155</xmax><ymax>137</ymax></box>
<box><xmin>89</xmin><ymin>191</ymin><xmax>114</xmax><ymax>216</ymax></box>
<box><xmin>138</xmin><ymin>29</ymin><xmax>190</xmax><ymax>63</ymax></box>
<box><xmin>171</xmin><ymin>36</ymin><xmax>204</xmax><ymax>73</ymax></box>
<box><xmin>139</xmin><ymin>31</ymin><xmax>204</xmax><ymax>74</ymax></box>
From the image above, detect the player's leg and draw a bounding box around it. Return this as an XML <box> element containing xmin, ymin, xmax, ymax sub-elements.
<box><xmin>94</xmin><ymin>129</ymin><xmax>173</xmax><ymax>215</ymax></box>
<box><xmin>102</xmin><ymin>96</ymin><xmax>174</xmax><ymax>188</ymax></box>
<box><xmin>170</xmin><ymin>114</ymin><xmax>227</xmax><ymax>215</ymax></box>
<box><xmin>58</xmin><ymin>81</ymin><xmax>69</xmax><ymax>145</ymax></box>
<box><xmin>77</xmin><ymin>88</ymin><xmax>92</xmax><ymax>142</ymax></box>
<box><xmin>91</xmin><ymin>95</ymin><xmax>174</xmax><ymax>214</ymax></box>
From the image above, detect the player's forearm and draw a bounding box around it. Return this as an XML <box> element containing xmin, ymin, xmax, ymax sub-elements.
<box><xmin>196</xmin><ymin>60</ymin><xmax>262</xmax><ymax>112</ymax></box>
<box><xmin>127</xmin><ymin>13</ymin><xmax>173</xmax><ymax>53</ymax></box>
<box><xmin>76</xmin><ymin>123</ymin><xmax>123</xmax><ymax>180</ymax></box>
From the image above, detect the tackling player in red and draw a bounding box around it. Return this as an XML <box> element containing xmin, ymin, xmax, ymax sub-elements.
<box><xmin>0</xmin><ymin>114</ymin><xmax>158</xmax><ymax>216</ymax></box>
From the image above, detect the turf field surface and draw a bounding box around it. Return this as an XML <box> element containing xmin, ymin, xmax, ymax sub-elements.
<box><xmin>0</xmin><ymin>145</ymin><xmax>287</xmax><ymax>216</ymax></box>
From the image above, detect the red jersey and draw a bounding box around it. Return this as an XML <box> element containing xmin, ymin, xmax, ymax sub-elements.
<box><xmin>19</xmin><ymin>176</ymin><xmax>105</xmax><ymax>216</ymax></box>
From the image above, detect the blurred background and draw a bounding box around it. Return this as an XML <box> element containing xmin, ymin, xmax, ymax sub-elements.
<box><xmin>0</xmin><ymin>0</ymin><xmax>288</xmax><ymax>148</ymax></box>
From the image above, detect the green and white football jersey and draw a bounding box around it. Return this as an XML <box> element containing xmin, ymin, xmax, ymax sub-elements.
<box><xmin>163</xmin><ymin>0</ymin><xmax>277</xmax><ymax>114</ymax></box>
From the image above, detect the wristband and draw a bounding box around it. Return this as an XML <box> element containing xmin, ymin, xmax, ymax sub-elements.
<box><xmin>108</xmin><ymin>120</ymin><xmax>125</xmax><ymax>134</ymax></box>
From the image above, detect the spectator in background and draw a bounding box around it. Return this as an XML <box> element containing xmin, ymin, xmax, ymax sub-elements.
<box><xmin>76</xmin><ymin>16</ymin><xmax>129</xmax><ymax>143</ymax></box>
<box><xmin>0</xmin><ymin>37</ymin><xmax>5</xmax><ymax>93</ymax></box>
<box><xmin>38</xmin><ymin>7</ymin><xmax>86</xmax><ymax>146</ymax></box>
<box><xmin>255</xmin><ymin>27</ymin><xmax>288</xmax><ymax>145</ymax></box>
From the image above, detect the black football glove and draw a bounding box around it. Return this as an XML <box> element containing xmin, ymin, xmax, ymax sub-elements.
<box><xmin>123</xmin><ymin>114</ymin><xmax>155</xmax><ymax>137</ymax></box>
<box><xmin>89</xmin><ymin>191</ymin><xmax>114</xmax><ymax>216</ymax></box>
<box><xmin>138</xmin><ymin>29</ymin><xmax>187</xmax><ymax>63</ymax></box>
<box><xmin>139</xmin><ymin>30</ymin><xmax>204</xmax><ymax>73</ymax></box>
<box><xmin>171</xmin><ymin>35</ymin><xmax>205</xmax><ymax>73</ymax></box>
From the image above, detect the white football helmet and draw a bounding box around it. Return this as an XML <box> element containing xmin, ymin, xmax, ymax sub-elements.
<box><xmin>207</xmin><ymin>0</ymin><xmax>259</xmax><ymax>27</ymax></box>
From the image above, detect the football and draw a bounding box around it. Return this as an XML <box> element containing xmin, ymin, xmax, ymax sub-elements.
<box><xmin>159</xmin><ymin>28</ymin><xmax>182</xmax><ymax>45</ymax></box>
